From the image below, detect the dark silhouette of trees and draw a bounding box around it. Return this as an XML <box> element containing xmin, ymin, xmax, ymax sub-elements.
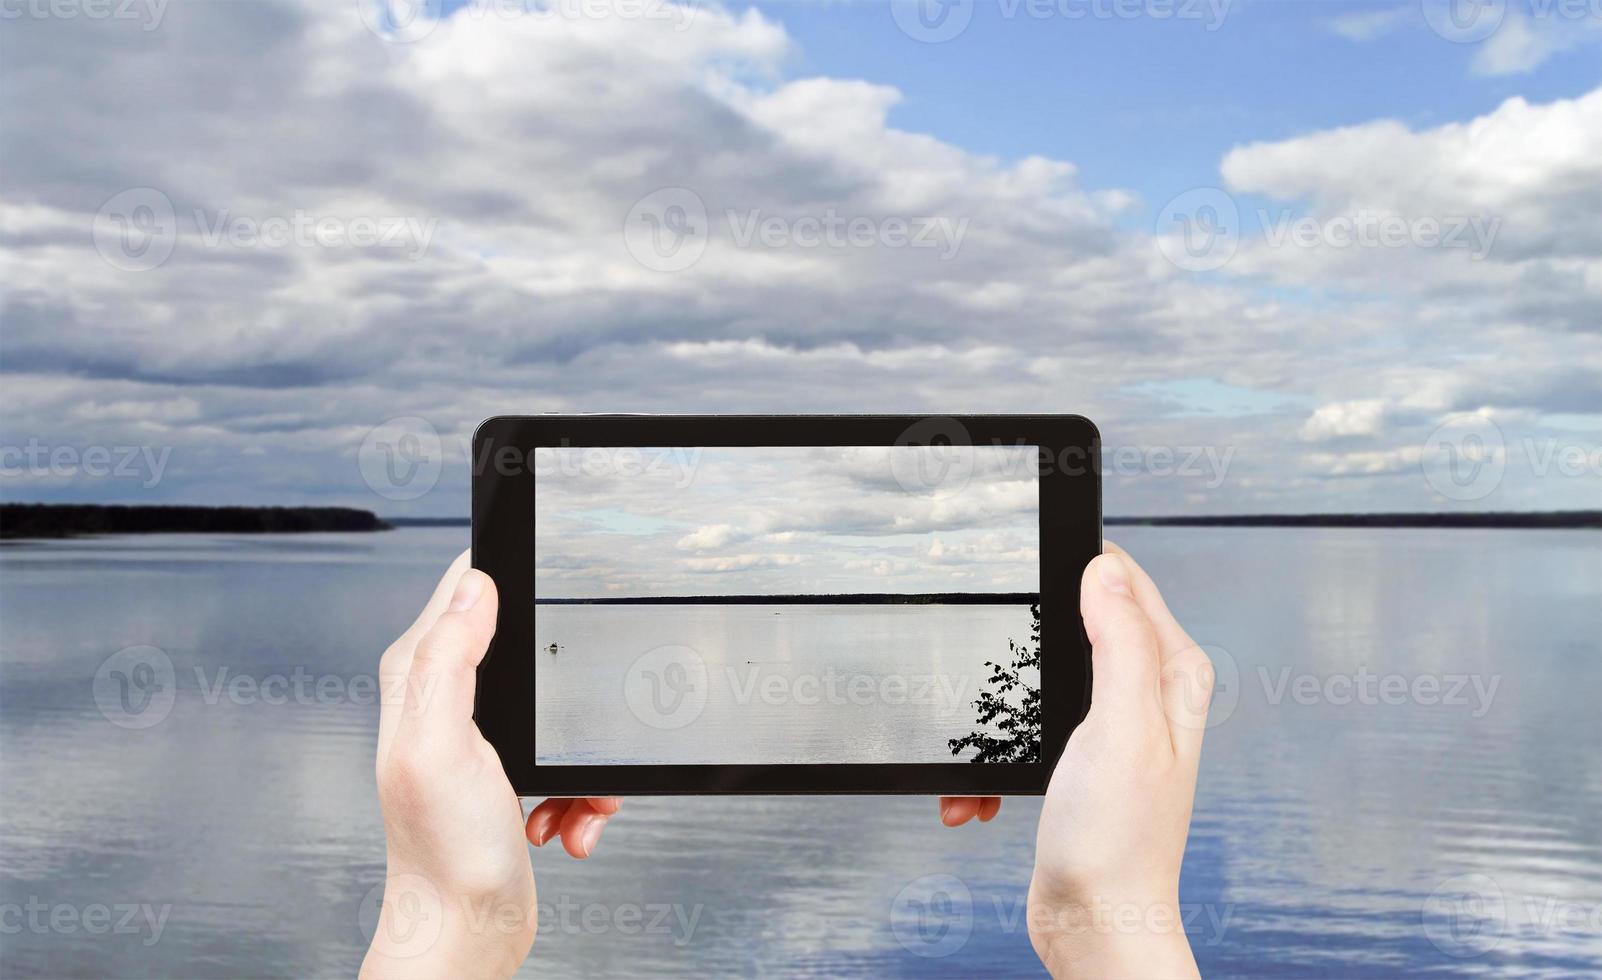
<box><xmin>949</xmin><ymin>603</ymin><xmax>1041</xmax><ymax>763</ymax></box>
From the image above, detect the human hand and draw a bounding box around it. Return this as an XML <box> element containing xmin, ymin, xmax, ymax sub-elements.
<box><xmin>362</xmin><ymin>551</ymin><xmax>621</xmax><ymax>979</ymax></box>
<box><xmin>940</xmin><ymin>543</ymin><xmax>1212</xmax><ymax>979</ymax></box>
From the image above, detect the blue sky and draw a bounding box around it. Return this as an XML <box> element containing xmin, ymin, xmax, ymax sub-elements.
<box><xmin>756</xmin><ymin>0</ymin><xmax>1602</xmax><ymax>210</ymax></box>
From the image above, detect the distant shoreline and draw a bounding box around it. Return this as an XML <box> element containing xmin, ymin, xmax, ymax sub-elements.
<box><xmin>6</xmin><ymin>507</ymin><xmax>1596</xmax><ymax>541</ymax></box>
<box><xmin>1103</xmin><ymin>511</ymin><xmax>1601</xmax><ymax>529</ymax></box>
<box><xmin>395</xmin><ymin>511</ymin><xmax>1602</xmax><ymax>530</ymax></box>
<box><xmin>537</xmin><ymin>593</ymin><xmax>1038</xmax><ymax>605</ymax></box>
<box><xmin>1</xmin><ymin>504</ymin><xmax>392</xmax><ymax>540</ymax></box>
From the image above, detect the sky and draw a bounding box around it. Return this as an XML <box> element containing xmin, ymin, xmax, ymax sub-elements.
<box><xmin>1</xmin><ymin>0</ymin><xmax>1599</xmax><ymax>517</ymax></box>
<box><xmin>533</xmin><ymin>445</ymin><xmax>1040</xmax><ymax>596</ymax></box>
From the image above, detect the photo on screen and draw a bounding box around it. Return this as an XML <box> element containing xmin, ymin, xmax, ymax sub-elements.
<box><xmin>532</xmin><ymin>444</ymin><xmax>1040</xmax><ymax>766</ymax></box>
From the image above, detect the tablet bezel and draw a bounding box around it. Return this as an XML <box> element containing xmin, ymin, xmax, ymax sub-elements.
<box><xmin>472</xmin><ymin>414</ymin><xmax>1100</xmax><ymax>796</ymax></box>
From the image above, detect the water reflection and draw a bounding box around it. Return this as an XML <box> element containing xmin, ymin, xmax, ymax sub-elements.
<box><xmin>0</xmin><ymin>527</ymin><xmax>1597</xmax><ymax>977</ymax></box>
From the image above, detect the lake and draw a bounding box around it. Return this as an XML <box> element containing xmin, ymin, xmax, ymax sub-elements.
<box><xmin>1</xmin><ymin>526</ymin><xmax>1598</xmax><ymax>977</ymax></box>
<box><xmin>533</xmin><ymin>603</ymin><xmax>1036</xmax><ymax>765</ymax></box>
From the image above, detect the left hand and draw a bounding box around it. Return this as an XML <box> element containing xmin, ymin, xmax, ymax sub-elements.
<box><xmin>361</xmin><ymin>550</ymin><xmax>621</xmax><ymax>979</ymax></box>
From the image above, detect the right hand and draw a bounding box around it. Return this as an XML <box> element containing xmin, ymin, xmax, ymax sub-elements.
<box><xmin>941</xmin><ymin>543</ymin><xmax>1213</xmax><ymax>979</ymax></box>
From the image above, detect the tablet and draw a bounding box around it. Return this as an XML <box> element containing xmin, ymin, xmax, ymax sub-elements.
<box><xmin>472</xmin><ymin>415</ymin><xmax>1100</xmax><ymax>796</ymax></box>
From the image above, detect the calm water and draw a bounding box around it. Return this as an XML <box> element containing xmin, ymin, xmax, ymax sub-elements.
<box><xmin>534</xmin><ymin>603</ymin><xmax>1034</xmax><ymax>765</ymax></box>
<box><xmin>1</xmin><ymin>527</ymin><xmax>1598</xmax><ymax>977</ymax></box>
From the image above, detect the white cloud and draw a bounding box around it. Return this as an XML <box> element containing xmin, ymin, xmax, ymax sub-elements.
<box><xmin>678</xmin><ymin>524</ymin><xmax>743</xmax><ymax>551</ymax></box>
<box><xmin>1471</xmin><ymin>11</ymin><xmax>1602</xmax><ymax>76</ymax></box>
<box><xmin>1323</xmin><ymin>6</ymin><xmax>1408</xmax><ymax>41</ymax></box>
<box><xmin>1301</xmin><ymin>400</ymin><xmax>1388</xmax><ymax>441</ymax></box>
<box><xmin>535</xmin><ymin>447</ymin><xmax>1039</xmax><ymax>595</ymax></box>
<box><xmin>1</xmin><ymin>0</ymin><xmax>1598</xmax><ymax>521</ymax></box>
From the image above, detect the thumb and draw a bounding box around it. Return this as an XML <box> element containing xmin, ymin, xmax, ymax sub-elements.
<box><xmin>1080</xmin><ymin>553</ymin><xmax>1162</xmax><ymax>718</ymax></box>
<box><xmin>402</xmin><ymin>568</ymin><xmax>498</xmax><ymax>739</ymax></box>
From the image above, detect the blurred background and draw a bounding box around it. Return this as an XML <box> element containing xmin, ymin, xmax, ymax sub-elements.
<box><xmin>2</xmin><ymin>0</ymin><xmax>1599</xmax><ymax>976</ymax></box>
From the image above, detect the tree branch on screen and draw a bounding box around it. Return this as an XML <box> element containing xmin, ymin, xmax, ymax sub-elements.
<box><xmin>948</xmin><ymin>604</ymin><xmax>1041</xmax><ymax>764</ymax></box>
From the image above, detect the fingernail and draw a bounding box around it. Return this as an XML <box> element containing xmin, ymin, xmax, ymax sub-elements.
<box><xmin>579</xmin><ymin>817</ymin><xmax>604</xmax><ymax>857</ymax></box>
<box><xmin>939</xmin><ymin>799</ymin><xmax>952</xmax><ymax>824</ymax></box>
<box><xmin>530</xmin><ymin>814</ymin><xmax>554</xmax><ymax>846</ymax></box>
<box><xmin>449</xmin><ymin>571</ymin><xmax>483</xmax><ymax>612</ymax></box>
<box><xmin>1097</xmin><ymin>554</ymin><xmax>1130</xmax><ymax>595</ymax></box>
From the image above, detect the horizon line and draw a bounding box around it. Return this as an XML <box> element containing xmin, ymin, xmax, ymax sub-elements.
<box><xmin>535</xmin><ymin>592</ymin><xmax>1040</xmax><ymax>605</ymax></box>
<box><xmin>391</xmin><ymin>510</ymin><xmax>1602</xmax><ymax>529</ymax></box>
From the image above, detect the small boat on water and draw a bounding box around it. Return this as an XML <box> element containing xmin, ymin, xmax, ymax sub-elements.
<box><xmin>545</xmin><ymin>643</ymin><xmax>561</xmax><ymax>654</ymax></box>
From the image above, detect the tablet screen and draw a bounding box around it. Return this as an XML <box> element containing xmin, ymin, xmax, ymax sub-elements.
<box><xmin>531</xmin><ymin>445</ymin><xmax>1041</xmax><ymax>766</ymax></box>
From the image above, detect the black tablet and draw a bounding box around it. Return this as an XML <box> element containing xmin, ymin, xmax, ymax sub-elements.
<box><xmin>472</xmin><ymin>414</ymin><xmax>1100</xmax><ymax>796</ymax></box>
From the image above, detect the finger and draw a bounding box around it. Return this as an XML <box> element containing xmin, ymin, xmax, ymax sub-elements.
<box><xmin>403</xmin><ymin>550</ymin><xmax>475</xmax><ymax>652</ymax></box>
<box><xmin>939</xmin><ymin>796</ymin><xmax>983</xmax><ymax>827</ymax></box>
<box><xmin>1101</xmin><ymin>541</ymin><xmax>1196</xmax><ymax>667</ymax></box>
<box><xmin>1101</xmin><ymin>542</ymin><xmax>1213</xmax><ymax>760</ymax></box>
<box><xmin>378</xmin><ymin>550</ymin><xmax>473</xmax><ymax>760</ymax></box>
<box><xmin>558</xmin><ymin>799</ymin><xmax>610</xmax><ymax>858</ymax></box>
<box><xmin>402</xmin><ymin>568</ymin><xmax>498</xmax><ymax>738</ymax></box>
<box><xmin>1158</xmin><ymin>643</ymin><xmax>1215</xmax><ymax>762</ymax></box>
<box><xmin>583</xmin><ymin>796</ymin><xmax>623</xmax><ymax>816</ymax></box>
<box><xmin>1081</xmin><ymin>553</ymin><xmax>1163</xmax><ymax>719</ymax></box>
<box><xmin>526</xmin><ymin>798</ymin><xmax>575</xmax><ymax>847</ymax></box>
<box><xmin>976</xmin><ymin>796</ymin><xmax>1001</xmax><ymax>822</ymax></box>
